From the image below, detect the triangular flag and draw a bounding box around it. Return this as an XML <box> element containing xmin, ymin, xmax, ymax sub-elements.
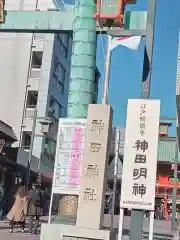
<box><xmin>110</xmin><ymin>36</ymin><xmax>141</xmax><ymax>51</ymax></box>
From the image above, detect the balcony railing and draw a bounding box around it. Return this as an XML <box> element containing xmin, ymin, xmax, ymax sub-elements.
<box><xmin>34</xmin><ymin>33</ymin><xmax>44</xmax><ymax>41</ymax></box>
<box><xmin>24</xmin><ymin>108</ymin><xmax>36</xmax><ymax>118</ymax></box>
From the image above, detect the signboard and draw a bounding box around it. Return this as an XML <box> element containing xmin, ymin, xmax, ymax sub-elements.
<box><xmin>76</xmin><ymin>104</ymin><xmax>113</xmax><ymax>229</ymax></box>
<box><xmin>120</xmin><ymin>99</ymin><xmax>160</xmax><ymax>210</ymax></box>
<box><xmin>52</xmin><ymin>118</ymin><xmax>86</xmax><ymax>195</ymax></box>
<box><xmin>100</xmin><ymin>0</ymin><xmax>119</xmax><ymax>15</ymax></box>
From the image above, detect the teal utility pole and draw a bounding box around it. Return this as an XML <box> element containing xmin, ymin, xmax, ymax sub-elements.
<box><xmin>59</xmin><ymin>0</ymin><xmax>97</xmax><ymax>222</ymax></box>
<box><xmin>129</xmin><ymin>0</ymin><xmax>157</xmax><ymax>239</ymax></box>
<box><xmin>67</xmin><ymin>0</ymin><xmax>97</xmax><ymax>117</ymax></box>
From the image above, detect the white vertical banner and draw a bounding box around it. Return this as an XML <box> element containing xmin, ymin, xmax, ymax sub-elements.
<box><xmin>120</xmin><ymin>99</ymin><xmax>160</xmax><ymax>211</ymax></box>
<box><xmin>52</xmin><ymin>118</ymin><xmax>86</xmax><ymax>195</ymax></box>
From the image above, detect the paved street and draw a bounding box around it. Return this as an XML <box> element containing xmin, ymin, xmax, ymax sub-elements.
<box><xmin>0</xmin><ymin>216</ymin><xmax>50</xmax><ymax>239</ymax></box>
<box><xmin>0</xmin><ymin>220</ymin><xmax>40</xmax><ymax>240</ymax></box>
<box><xmin>0</xmin><ymin>216</ymin><xmax>175</xmax><ymax>239</ymax></box>
<box><xmin>0</xmin><ymin>231</ymin><xmax>39</xmax><ymax>240</ymax></box>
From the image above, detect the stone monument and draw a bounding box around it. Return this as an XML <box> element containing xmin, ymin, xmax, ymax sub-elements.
<box><xmin>76</xmin><ymin>104</ymin><xmax>112</xmax><ymax>230</ymax></box>
<box><xmin>41</xmin><ymin>104</ymin><xmax>115</xmax><ymax>240</ymax></box>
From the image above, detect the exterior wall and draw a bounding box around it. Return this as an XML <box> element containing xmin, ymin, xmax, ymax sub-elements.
<box><xmin>0</xmin><ymin>0</ymin><xmax>57</xmax><ymax>144</ymax></box>
<box><xmin>17</xmin><ymin>148</ymin><xmax>39</xmax><ymax>172</ymax></box>
<box><xmin>5</xmin><ymin>0</ymin><xmax>55</xmax><ymax>10</ymax></box>
<box><xmin>32</xmin><ymin>34</ymin><xmax>55</xmax><ymax>161</ymax></box>
<box><xmin>33</xmin><ymin>33</ymin><xmax>72</xmax><ymax>172</ymax></box>
<box><xmin>0</xmin><ymin>33</ymin><xmax>32</xmax><ymax>143</ymax></box>
<box><xmin>48</xmin><ymin>34</ymin><xmax>72</xmax><ymax>120</ymax></box>
<box><xmin>0</xmin><ymin>0</ymin><xmax>72</xmax><ymax>173</ymax></box>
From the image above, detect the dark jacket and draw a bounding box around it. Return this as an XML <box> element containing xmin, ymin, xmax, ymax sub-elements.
<box><xmin>0</xmin><ymin>184</ymin><xmax>4</xmax><ymax>207</ymax></box>
<box><xmin>27</xmin><ymin>189</ymin><xmax>43</xmax><ymax>217</ymax></box>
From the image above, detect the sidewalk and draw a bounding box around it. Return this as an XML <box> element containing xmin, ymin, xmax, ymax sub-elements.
<box><xmin>0</xmin><ymin>217</ymin><xmax>49</xmax><ymax>239</ymax></box>
<box><xmin>0</xmin><ymin>216</ymin><xmax>49</xmax><ymax>230</ymax></box>
<box><xmin>0</xmin><ymin>220</ymin><xmax>39</xmax><ymax>239</ymax></box>
<box><xmin>0</xmin><ymin>231</ymin><xmax>39</xmax><ymax>240</ymax></box>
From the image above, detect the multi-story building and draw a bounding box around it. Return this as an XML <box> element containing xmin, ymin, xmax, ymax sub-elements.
<box><xmin>0</xmin><ymin>0</ymin><xmax>73</xmax><ymax>179</ymax></box>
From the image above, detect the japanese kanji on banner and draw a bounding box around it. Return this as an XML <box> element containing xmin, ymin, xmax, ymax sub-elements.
<box><xmin>52</xmin><ymin>118</ymin><xmax>86</xmax><ymax>195</ymax></box>
<box><xmin>120</xmin><ymin>99</ymin><xmax>160</xmax><ymax>210</ymax></box>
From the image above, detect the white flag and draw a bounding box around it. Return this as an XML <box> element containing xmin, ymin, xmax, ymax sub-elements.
<box><xmin>110</xmin><ymin>36</ymin><xmax>141</xmax><ymax>51</ymax></box>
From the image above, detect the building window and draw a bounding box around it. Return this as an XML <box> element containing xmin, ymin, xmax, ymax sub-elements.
<box><xmin>57</xmin><ymin>34</ymin><xmax>68</xmax><ymax>59</ymax></box>
<box><xmin>58</xmin><ymin>34</ymin><xmax>69</xmax><ymax>48</ymax></box>
<box><xmin>21</xmin><ymin>131</ymin><xmax>31</xmax><ymax>149</ymax></box>
<box><xmin>95</xmin><ymin>69</ymin><xmax>100</xmax><ymax>84</ymax></box>
<box><xmin>26</xmin><ymin>91</ymin><xmax>38</xmax><ymax>108</ymax></box>
<box><xmin>53</xmin><ymin>57</ymin><xmax>65</xmax><ymax>92</ymax></box>
<box><xmin>159</xmin><ymin>124</ymin><xmax>169</xmax><ymax>136</ymax></box>
<box><xmin>61</xmin><ymin>44</ymin><xmax>68</xmax><ymax>59</ymax></box>
<box><xmin>31</xmin><ymin>51</ymin><xmax>43</xmax><ymax>68</ymax></box>
<box><xmin>48</xmin><ymin>97</ymin><xmax>62</xmax><ymax>119</ymax></box>
<box><xmin>44</xmin><ymin>137</ymin><xmax>56</xmax><ymax>156</ymax></box>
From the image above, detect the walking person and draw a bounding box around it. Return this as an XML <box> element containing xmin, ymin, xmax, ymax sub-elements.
<box><xmin>27</xmin><ymin>183</ymin><xmax>43</xmax><ymax>234</ymax></box>
<box><xmin>6</xmin><ymin>185</ymin><xmax>27</xmax><ymax>233</ymax></box>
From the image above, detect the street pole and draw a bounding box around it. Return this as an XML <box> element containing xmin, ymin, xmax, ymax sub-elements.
<box><xmin>26</xmin><ymin>108</ymin><xmax>37</xmax><ymax>188</ymax></box>
<box><xmin>102</xmin><ymin>34</ymin><xmax>112</xmax><ymax>104</ymax></box>
<box><xmin>141</xmin><ymin>0</ymin><xmax>156</xmax><ymax>99</ymax></box>
<box><xmin>110</xmin><ymin>127</ymin><xmax>120</xmax><ymax>230</ymax></box>
<box><xmin>130</xmin><ymin>0</ymin><xmax>157</xmax><ymax>239</ymax></box>
<box><xmin>102</xmin><ymin>0</ymin><xmax>156</xmax><ymax>238</ymax></box>
<box><xmin>172</xmin><ymin>139</ymin><xmax>178</xmax><ymax>230</ymax></box>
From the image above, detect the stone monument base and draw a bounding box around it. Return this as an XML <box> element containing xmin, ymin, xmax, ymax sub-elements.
<box><xmin>40</xmin><ymin>223</ymin><xmax>116</xmax><ymax>240</ymax></box>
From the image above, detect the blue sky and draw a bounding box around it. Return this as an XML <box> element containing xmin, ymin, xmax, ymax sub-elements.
<box><xmin>65</xmin><ymin>0</ymin><xmax>180</xmax><ymax>136</ymax></box>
